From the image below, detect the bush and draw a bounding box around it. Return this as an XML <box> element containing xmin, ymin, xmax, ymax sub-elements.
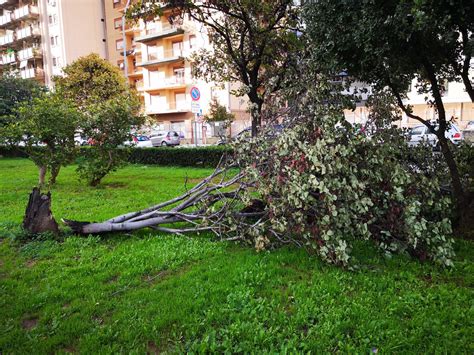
<box><xmin>0</xmin><ymin>146</ymin><xmax>233</xmax><ymax>168</ymax></box>
<box><xmin>128</xmin><ymin>146</ymin><xmax>233</xmax><ymax>168</ymax></box>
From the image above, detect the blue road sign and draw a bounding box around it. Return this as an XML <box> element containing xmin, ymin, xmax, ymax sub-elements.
<box><xmin>190</xmin><ymin>87</ymin><xmax>200</xmax><ymax>101</ymax></box>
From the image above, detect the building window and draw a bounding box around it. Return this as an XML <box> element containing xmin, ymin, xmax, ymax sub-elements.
<box><xmin>172</xmin><ymin>41</ymin><xmax>183</xmax><ymax>56</ymax></box>
<box><xmin>114</xmin><ymin>17</ymin><xmax>122</xmax><ymax>29</ymax></box>
<box><xmin>52</xmin><ymin>57</ymin><xmax>60</xmax><ymax>67</ymax></box>
<box><xmin>116</xmin><ymin>39</ymin><xmax>124</xmax><ymax>51</ymax></box>
<box><xmin>50</xmin><ymin>35</ymin><xmax>59</xmax><ymax>46</ymax></box>
<box><xmin>113</xmin><ymin>0</ymin><xmax>121</xmax><ymax>8</ymax></box>
<box><xmin>147</xmin><ymin>45</ymin><xmax>158</xmax><ymax>61</ymax></box>
<box><xmin>48</xmin><ymin>14</ymin><xmax>57</xmax><ymax>25</ymax></box>
<box><xmin>174</xmin><ymin>67</ymin><xmax>185</xmax><ymax>82</ymax></box>
<box><xmin>189</xmin><ymin>35</ymin><xmax>196</xmax><ymax>49</ymax></box>
<box><xmin>48</xmin><ymin>0</ymin><xmax>56</xmax><ymax>6</ymax></box>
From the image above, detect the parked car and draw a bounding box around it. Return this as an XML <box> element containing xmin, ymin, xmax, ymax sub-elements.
<box><xmin>464</xmin><ymin>121</ymin><xmax>474</xmax><ymax>131</ymax></box>
<box><xmin>74</xmin><ymin>133</ymin><xmax>89</xmax><ymax>146</ymax></box>
<box><xmin>123</xmin><ymin>135</ymin><xmax>153</xmax><ymax>148</ymax></box>
<box><xmin>407</xmin><ymin>123</ymin><xmax>463</xmax><ymax>149</ymax></box>
<box><xmin>149</xmin><ymin>131</ymin><xmax>180</xmax><ymax>147</ymax></box>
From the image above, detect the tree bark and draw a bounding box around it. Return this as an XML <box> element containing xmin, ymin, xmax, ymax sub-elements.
<box><xmin>23</xmin><ymin>187</ymin><xmax>59</xmax><ymax>235</ymax></box>
<box><xmin>38</xmin><ymin>165</ymin><xmax>47</xmax><ymax>187</ymax></box>
<box><xmin>248</xmin><ymin>90</ymin><xmax>263</xmax><ymax>137</ymax></box>
<box><xmin>50</xmin><ymin>165</ymin><xmax>60</xmax><ymax>185</ymax></box>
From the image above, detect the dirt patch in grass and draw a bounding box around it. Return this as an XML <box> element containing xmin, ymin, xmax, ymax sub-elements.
<box><xmin>105</xmin><ymin>275</ymin><xmax>119</xmax><ymax>284</ymax></box>
<box><xmin>22</xmin><ymin>317</ymin><xmax>38</xmax><ymax>330</ymax></box>
<box><xmin>25</xmin><ymin>259</ymin><xmax>36</xmax><ymax>268</ymax></box>
<box><xmin>61</xmin><ymin>346</ymin><xmax>76</xmax><ymax>354</ymax></box>
<box><xmin>104</xmin><ymin>182</ymin><xmax>127</xmax><ymax>189</ymax></box>
<box><xmin>147</xmin><ymin>340</ymin><xmax>161</xmax><ymax>354</ymax></box>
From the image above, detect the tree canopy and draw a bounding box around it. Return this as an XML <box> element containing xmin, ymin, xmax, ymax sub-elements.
<box><xmin>128</xmin><ymin>0</ymin><xmax>303</xmax><ymax>136</ymax></box>
<box><xmin>304</xmin><ymin>0</ymin><xmax>474</xmax><ymax>215</ymax></box>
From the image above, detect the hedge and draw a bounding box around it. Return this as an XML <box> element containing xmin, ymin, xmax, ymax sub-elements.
<box><xmin>0</xmin><ymin>146</ymin><xmax>233</xmax><ymax>168</ymax></box>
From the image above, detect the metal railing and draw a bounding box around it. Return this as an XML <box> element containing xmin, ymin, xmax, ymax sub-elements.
<box><xmin>1</xmin><ymin>52</ymin><xmax>15</xmax><ymax>64</ymax></box>
<box><xmin>16</xmin><ymin>25</ymin><xmax>40</xmax><ymax>40</ymax></box>
<box><xmin>0</xmin><ymin>32</ymin><xmax>14</xmax><ymax>45</ymax></box>
<box><xmin>18</xmin><ymin>46</ymin><xmax>41</xmax><ymax>61</ymax></box>
<box><xmin>14</xmin><ymin>5</ymin><xmax>39</xmax><ymax>21</ymax></box>
<box><xmin>0</xmin><ymin>12</ymin><xmax>12</xmax><ymax>26</ymax></box>
<box><xmin>147</xmin><ymin>48</ymin><xmax>184</xmax><ymax>62</ymax></box>
<box><xmin>147</xmin><ymin>100</ymin><xmax>189</xmax><ymax>113</ymax></box>
<box><xmin>20</xmin><ymin>67</ymin><xmax>44</xmax><ymax>79</ymax></box>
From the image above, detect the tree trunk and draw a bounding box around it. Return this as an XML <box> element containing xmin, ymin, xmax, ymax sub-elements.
<box><xmin>23</xmin><ymin>187</ymin><xmax>59</xmax><ymax>235</ymax></box>
<box><xmin>38</xmin><ymin>165</ymin><xmax>47</xmax><ymax>187</ymax></box>
<box><xmin>50</xmin><ymin>165</ymin><xmax>60</xmax><ymax>185</ymax></box>
<box><xmin>248</xmin><ymin>91</ymin><xmax>263</xmax><ymax>137</ymax></box>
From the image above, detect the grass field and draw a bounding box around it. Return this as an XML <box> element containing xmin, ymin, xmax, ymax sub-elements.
<box><xmin>0</xmin><ymin>158</ymin><xmax>473</xmax><ymax>353</ymax></box>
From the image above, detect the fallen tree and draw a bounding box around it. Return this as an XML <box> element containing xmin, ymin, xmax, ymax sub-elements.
<box><xmin>63</xmin><ymin>94</ymin><xmax>456</xmax><ymax>267</ymax></box>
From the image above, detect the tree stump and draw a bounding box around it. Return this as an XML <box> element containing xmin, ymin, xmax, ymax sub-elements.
<box><xmin>23</xmin><ymin>187</ymin><xmax>59</xmax><ymax>235</ymax></box>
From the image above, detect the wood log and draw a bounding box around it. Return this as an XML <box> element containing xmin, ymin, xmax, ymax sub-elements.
<box><xmin>23</xmin><ymin>187</ymin><xmax>59</xmax><ymax>235</ymax></box>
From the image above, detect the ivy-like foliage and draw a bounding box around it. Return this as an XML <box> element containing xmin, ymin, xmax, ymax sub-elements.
<box><xmin>230</xmin><ymin>105</ymin><xmax>454</xmax><ymax>267</ymax></box>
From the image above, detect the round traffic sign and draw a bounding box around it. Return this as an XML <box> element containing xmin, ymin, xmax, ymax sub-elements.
<box><xmin>190</xmin><ymin>87</ymin><xmax>200</xmax><ymax>101</ymax></box>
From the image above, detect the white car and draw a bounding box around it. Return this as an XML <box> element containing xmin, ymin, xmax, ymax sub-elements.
<box><xmin>124</xmin><ymin>135</ymin><xmax>153</xmax><ymax>148</ymax></box>
<box><xmin>464</xmin><ymin>121</ymin><xmax>474</xmax><ymax>131</ymax></box>
<box><xmin>407</xmin><ymin>124</ymin><xmax>463</xmax><ymax>149</ymax></box>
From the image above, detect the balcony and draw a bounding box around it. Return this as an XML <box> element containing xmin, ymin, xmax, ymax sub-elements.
<box><xmin>135</xmin><ymin>25</ymin><xmax>184</xmax><ymax>43</ymax></box>
<box><xmin>128</xmin><ymin>67</ymin><xmax>143</xmax><ymax>78</ymax></box>
<box><xmin>139</xmin><ymin>49</ymin><xmax>184</xmax><ymax>67</ymax></box>
<box><xmin>0</xmin><ymin>0</ymin><xmax>17</xmax><ymax>9</ymax></box>
<box><xmin>20</xmin><ymin>67</ymin><xmax>44</xmax><ymax>80</ymax></box>
<box><xmin>0</xmin><ymin>12</ymin><xmax>13</xmax><ymax>28</ymax></box>
<box><xmin>13</xmin><ymin>5</ymin><xmax>39</xmax><ymax>22</ymax></box>
<box><xmin>0</xmin><ymin>52</ymin><xmax>15</xmax><ymax>65</ymax></box>
<box><xmin>18</xmin><ymin>46</ymin><xmax>41</xmax><ymax>61</ymax></box>
<box><xmin>145</xmin><ymin>76</ymin><xmax>186</xmax><ymax>91</ymax></box>
<box><xmin>146</xmin><ymin>100</ymin><xmax>190</xmax><ymax>115</ymax></box>
<box><xmin>0</xmin><ymin>31</ymin><xmax>14</xmax><ymax>47</ymax></box>
<box><xmin>16</xmin><ymin>25</ymin><xmax>40</xmax><ymax>40</ymax></box>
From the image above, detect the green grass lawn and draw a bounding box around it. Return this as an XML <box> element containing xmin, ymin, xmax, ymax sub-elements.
<box><xmin>0</xmin><ymin>158</ymin><xmax>473</xmax><ymax>353</ymax></box>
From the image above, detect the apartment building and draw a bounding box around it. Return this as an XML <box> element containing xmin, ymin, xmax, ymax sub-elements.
<box><xmin>104</xmin><ymin>0</ymin><xmax>250</xmax><ymax>144</ymax></box>
<box><xmin>345</xmin><ymin>77</ymin><xmax>474</xmax><ymax>130</ymax></box>
<box><xmin>0</xmin><ymin>0</ymin><xmax>107</xmax><ymax>87</ymax></box>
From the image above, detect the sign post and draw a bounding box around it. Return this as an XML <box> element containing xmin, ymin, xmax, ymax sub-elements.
<box><xmin>190</xmin><ymin>87</ymin><xmax>201</xmax><ymax>146</ymax></box>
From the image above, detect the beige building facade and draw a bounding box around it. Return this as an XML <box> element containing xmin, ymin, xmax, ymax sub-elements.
<box><xmin>345</xmin><ymin>79</ymin><xmax>474</xmax><ymax>130</ymax></box>
<box><xmin>104</xmin><ymin>0</ymin><xmax>250</xmax><ymax>144</ymax></box>
<box><xmin>0</xmin><ymin>0</ymin><xmax>107</xmax><ymax>87</ymax></box>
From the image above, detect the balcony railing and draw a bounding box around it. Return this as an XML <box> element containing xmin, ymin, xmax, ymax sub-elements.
<box><xmin>16</xmin><ymin>25</ymin><xmax>40</xmax><ymax>40</ymax></box>
<box><xmin>0</xmin><ymin>32</ymin><xmax>14</xmax><ymax>46</ymax></box>
<box><xmin>1</xmin><ymin>52</ymin><xmax>15</xmax><ymax>65</ymax></box>
<box><xmin>135</xmin><ymin>25</ymin><xmax>184</xmax><ymax>43</ymax></box>
<box><xmin>0</xmin><ymin>12</ymin><xmax>13</xmax><ymax>27</ymax></box>
<box><xmin>142</xmin><ymin>48</ymin><xmax>184</xmax><ymax>65</ymax></box>
<box><xmin>0</xmin><ymin>0</ymin><xmax>17</xmax><ymax>7</ymax></box>
<box><xmin>18</xmin><ymin>46</ymin><xmax>41</xmax><ymax>61</ymax></box>
<box><xmin>13</xmin><ymin>5</ymin><xmax>39</xmax><ymax>21</ymax></box>
<box><xmin>20</xmin><ymin>67</ymin><xmax>44</xmax><ymax>79</ymax></box>
<box><xmin>146</xmin><ymin>75</ymin><xmax>185</xmax><ymax>90</ymax></box>
<box><xmin>146</xmin><ymin>100</ymin><xmax>189</xmax><ymax>114</ymax></box>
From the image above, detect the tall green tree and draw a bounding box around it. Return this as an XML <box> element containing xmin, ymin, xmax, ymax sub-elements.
<box><xmin>128</xmin><ymin>0</ymin><xmax>303</xmax><ymax>136</ymax></box>
<box><xmin>0</xmin><ymin>74</ymin><xmax>46</xmax><ymax>144</ymax></box>
<box><xmin>16</xmin><ymin>94</ymin><xmax>82</xmax><ymax>186</ymax></box>
<box><xmin>305</xmin><ymin>0</ymin><xmax>474</xmax><ymax>217</ymax></box>
<box><xmin>54</xmin><ymin>53</ymin><xmax>144</xmax><ymax>186</ymax></box>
